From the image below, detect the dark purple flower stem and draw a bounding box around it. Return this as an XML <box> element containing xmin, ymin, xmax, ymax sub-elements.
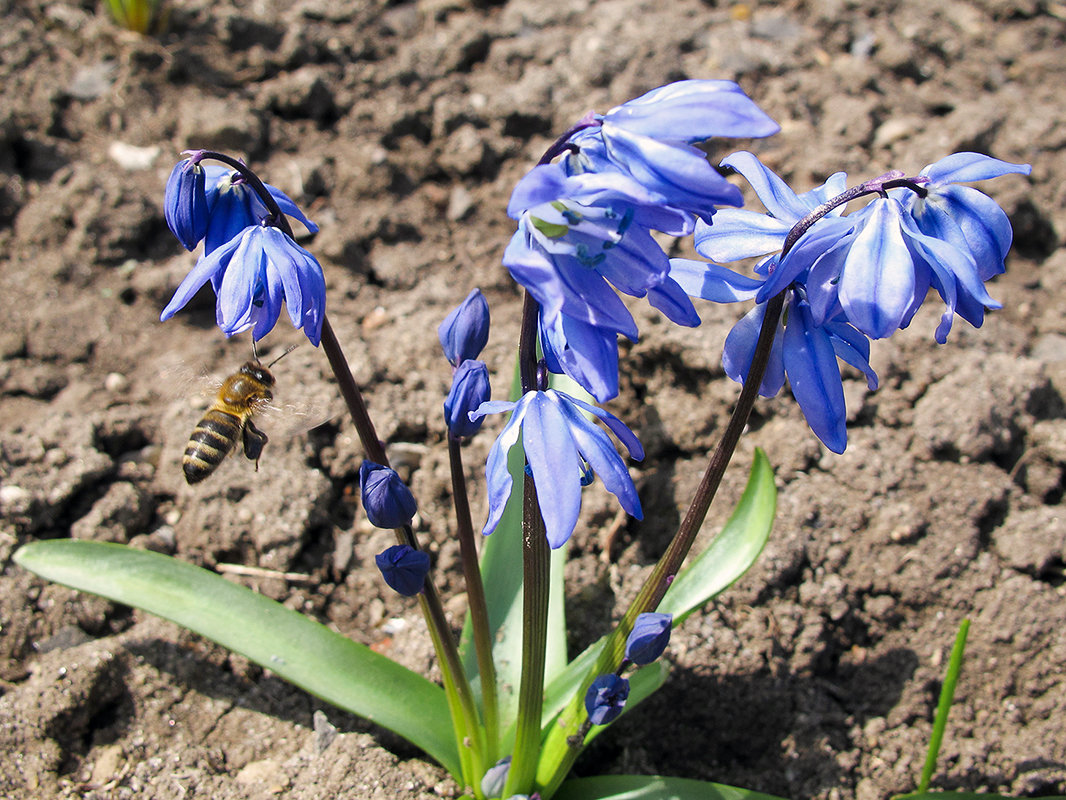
<box><xmin>506</xmin><ymin>289</ymin><xmax>552</xmax><ymax>796</ymax></box>
<box><xmin>195</xmin><ymin>151</ymin><xmax>486</xmax><ymax>782</ymax></box>
<box><xmin>448</xmin><ymin>434</ymin><xmax>500</xmax><ymax>760</ymax></box>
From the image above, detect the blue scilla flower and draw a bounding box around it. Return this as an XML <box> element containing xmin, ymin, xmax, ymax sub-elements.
<box><xmin>164</xmin><ymin>154</ymin><xmax>209</xmax><ymax>250</ymax></box>
<box><xmin>539</xmin><ymin>310</ymin><xmax>621</xmax><ymax>403</ymax></box>
<box><xmin>700</xmin><ymin>151</ymin><xmax>1025</xmax><ymax>343</ymax></box>
<box><xmin>444</xmin><ymin>359</ymin><xmax>491</xmax><ymax>439</ymax></box>
<box><xmin>438</xmin><ymin>288</ymin><xmax>490</xmax><ymax>367</ymax></box>
<box><xmin>160</xmin><ymin>223</ymin><xmax>327</xmax><ymax>346</ymax></box>
<box><xmin>470</xmin><ymin>389</ymin><xmax>644</xmax><ymax>549</ymax></box>
<box><xmin>584</xmin><ymin>673</ymin><xmax>630</xmax><ymax>726</ymax></box>
<box><xmin>625</xmin><ymin>612</ymin><xmax>673</xmax><ymax>666</ymax></box>
<box><xmin>360</xmin><ymin>461</ymin><xmax>418</xmax><ymax>530</ymax></box>
<box><xmin>164</xmin><ymin>154</ymin><xmax>318</xmax><ymax>255</ymax></box>
<box><xmin>563</xmin><ymin>81</ymin><xmax>780</xmax><ymax>221</ymax></box>
<box><xmin>671</xmin><ymin>257</ymin><xmax>877</xmax><ymax>453</ymax></box>
<box><xmin>903</xmin><ymin>152</ymin><xmax>1031</xmax><ymax>282</ymax></box>
<box><xmin>375</xmin><ymin>544</ymin><xmax>430</xmax><ymax>596</ymax></box>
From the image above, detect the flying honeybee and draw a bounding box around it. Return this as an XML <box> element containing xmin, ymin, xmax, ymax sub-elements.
<box><xmin>182</xmin><ymin>346</ymin><xmax>296</xmax><ymax>485</ymax></box>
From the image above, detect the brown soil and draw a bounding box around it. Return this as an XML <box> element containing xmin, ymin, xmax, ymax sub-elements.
<box><xmin>1</xmin><ymin>0</ymin><xmax>1064</xmax><ymax>798</ymax></box>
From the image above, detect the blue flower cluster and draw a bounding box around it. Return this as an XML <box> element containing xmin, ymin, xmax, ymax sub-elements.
<box><xmin>504</xmin><ymin>80</ymin><xmax>780</xmax><ymax>403</ymax></box>
<box><xmin>477</xmin><ymin>81</ymin><xmax>780</xmax><ymax>550</ymax></box>
<box><xmin>161</xmin><ymin>152</ymin><xmax>326</xmax><ymax>346</ymax></box>
<box><xmin>674</xmin><ymin>151</ymin><xmax>1030</xmax><ymax>452</ymax></box>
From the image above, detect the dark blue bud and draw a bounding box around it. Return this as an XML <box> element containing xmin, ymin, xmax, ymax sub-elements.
<box><xmin>374</xmin><ymin>544</ymin><xmax>430</xmax><ymax>596</ymax></box>
<box><xmin>360</xmin><ymin>461</ymin><xmax>418</xmax><ymax>529</ymax></box>
<box><xmin>164</xmin><ymin>154</ymin><xmax>209</xmax><ymax>251</ymax></box>
<box><xmin>624</xmin><ymin>612</ymin><xmax>673</xmax><ymax>665</ymax></box>
<box><xmin>584</xmin><ymin>673</ymin><xmax>629</xmax><ymax>725</ymax></box>
<box><xmin>480</xmin><ymin>756</ymin><xmax>511</xmax><ymax>799</ymax></box>
<box><xmin>438</xmin><ymin>289</ymin><xmax>490</xmax><ymax>366</ymax></box>
<box><xmin>444</xmin><ymin>360</ymin><xmax>491</xmax><ymax>438</ymax></box>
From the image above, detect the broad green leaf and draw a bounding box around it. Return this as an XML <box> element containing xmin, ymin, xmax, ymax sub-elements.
<box><xmin>541</xmin><ymin>450</ymin><xmax>776</xmax><ymax>726</ymax></box>
<box><xmin>14</xmin><ymin>540</ymin><xmax>461</xmax><ymax>777</ymax></box>
<box><xmin>659</xmin><ymin>447</ymin><xmax>776</xmax><ymax>622</ymax></box>
<box><xmin>554</xmin><ymin>775</ymin><xmax>789</xmax><ymax>800</ymax></box>
<box><xmin>895</xmin><ymin>794</ymin><xmax>1062</xmax><ymax>800</ymax></box>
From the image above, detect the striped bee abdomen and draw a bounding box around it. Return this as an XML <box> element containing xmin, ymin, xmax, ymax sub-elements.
<box><xmin>183</xmin><ymin>408</ymin><xmax>245</xmax><ymax>484</ymax></box>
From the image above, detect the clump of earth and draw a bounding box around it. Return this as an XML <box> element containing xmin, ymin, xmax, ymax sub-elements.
<box><xmin>1</xmin><ymin>0</ymin><xmax>1064</xmax><ymax>798</ymax></box>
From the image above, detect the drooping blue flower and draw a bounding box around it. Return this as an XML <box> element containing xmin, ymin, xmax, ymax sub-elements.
<box><xmin>470</xmin><ymin>389</ymin><xmax>643</xmax><ymax>549</ymax></box>
<box><xmin>624</xmin><ymin>612</ymin><xmax>673</xmax><ymax>666</ymax></box>
<box><xmin>699</xmin><ymin>151</ymin><xmax>1025</xmax><ymax>343</ymax></box>
<box><xmin>903</xmin><ymin>152</ymin><xmax>1031</xmax><ymax>282</ymax></box>
<box><xmin>164</xmin><ymin>153</ymin><xmax>209</xmax><ymax>250</ymax></box>
<box><xmin>160</xmin><ymin>223</ymin><xmax>326</xmax><ymax>345</ymax></box>
<box><xmin>359</xmin><ymin>461</ymin><xmax>418</xmax><ymax>529</ymax></box>
<box><xmin>438</xmin><ymin>288</ymin><xmax>490</xmax><ymax>367</ymax></box>
<box><xmin>162</xmin><ymin>156</ymin><xmax>319</xmax><ymax>255</ymax></box>
<box><xmin>563</xmin><ymin>81</ymin><xmax>781</xmax><ymax>221</ymax></box>
<box><xmin>671</xmin><ymin>257</ymin><xmax>877</xmax><ymax>453</ymax></box>
<box><xmin>584</xmin><ymin>673</ymin><xmax>630</xmax><ymax>726</ymax></box>
<box><xmin>444</xmin><ymin>359</ymin><xmax>491</xmax><ymax>439</ymax></box>
<box><xmin>375</xmin><ymin>544</ymin><xmax>430</xmax><ymax>596</ymax></box>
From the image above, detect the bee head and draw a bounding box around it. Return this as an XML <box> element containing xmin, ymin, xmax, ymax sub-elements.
<box><xmin>240</xmin><ymin>361</ymin><xmax>276</xmax><ymax>387</ymax></box>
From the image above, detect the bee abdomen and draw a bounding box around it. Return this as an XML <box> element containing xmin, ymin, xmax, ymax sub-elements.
<box><xmin>183</xmin><ymin>409</ymin><xmax>244</xmax><ymax>484</ymax></box>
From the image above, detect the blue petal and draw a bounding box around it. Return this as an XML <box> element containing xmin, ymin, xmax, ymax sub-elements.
<box><xmin>540</xmin><ymin>313</ymin><xmax>620</xmax><ymax>403</ymax></box>
<box><xmin>160</xmin><ymin>236</ymin><xmax>237</xmax><ymax>321</ymax></box>
<box><xmin>261</xmin><ymin>184</ymin><xmax>319</xmax><ymax>234</ymax></box>
<box><xmin>507</xmin><ymin>164</ymin><xmax>572</xmax><ymax>218</ymax></box>
<box><xmin>205</xmin><ymin>186</ymin><xmax>259</xmax><ymax>255</ymax></box>
<box><xmin>921</xmin><ymin>152</ymin><xmax>1031</xmax><ymax>184</ymax></box>
<box><xmin>479</xmin><ymin>396</ymin><xmax>529</xmax><ymax>536</ymax></box>
<box><xmin>757</xmin><ymin>216</ymin><xmax>854</xmax><ymax>303</ymax></box>
<box><xmin>647</xmin><ymin>277</ymin><xmax>701</xmax><ymax>327</ymax></box>
<box><xmin>668</xmin><ymin>258</ymin><xmax>762</xmax><ymax>302</ymax></box>
<box><xmin>523</xmin><ymin>393</ymin><xmax>583</xmax><ymax>548</ymax></box>
<box><xmin>563</xmin><ymin>392</ymin><xmax>645</xmax><ymax>461</ymax></box>
<box><xmin>504</xmin><ymin>230</ymin><xmax>639</xmax><ymax>338</ymax></box>
<box><xmin>164</xmin><ymin>159</ymin><xmax>209</xmax><ymax>250</ymax></box>
<box><xmin>601</xmin><ymin>126</ymin><xmax>745</xmax><ymax>214</ymax></box>
<box><xmin>921</xmin><ymin>185</ymin><xmax>1015</xmax><ymax>278</ymax></box>
<box><xmin>603</xmin><ymin>80</ymin><xmax>779</xmax><ymax>142</ymax></box>
<box><xmin>215</xmin><ymin>229</ymin><xmax>265</xmax><ymax>336</ymax></box>
<box><xmin>720</xmin><ymin>151</ymin><xmax>811</xmax><ymax>221</ymax></box>
<box><xmin>693</xmin><ymin>210</ymin><xmax>791</xmax><ymax>262</ymax></box>
<box><xmin>824</xmin><ymin>319</ymin><xmax>878</xmax><ymax>390</ymax></box>
<box><xmin>552</xmin><ymin>393</ymin><xmax>643</xmax><ymax>523</ymax></box>
<box><xmin>838</xmin><ymin>199</ymin><xmax>916</xmax><ymax>339</ymax></box>
<box><xmin>722</xmin><ymin>302</ymin><xmax>786</xmax><ymax>398</ymax></box>
<box><xmin>783</xmin><ymin>301</ymin><xmax>847</xmax><ymax>453</ymax></box>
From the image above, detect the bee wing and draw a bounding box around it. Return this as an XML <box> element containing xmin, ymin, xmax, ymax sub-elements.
<box><xmin>257</xmin><ymin>364</ymin><xmax>343</xmax><ymax>440</ymax></box>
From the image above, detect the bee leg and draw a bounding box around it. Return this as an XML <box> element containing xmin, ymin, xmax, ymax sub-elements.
<box><xmin>242</xmin><ymin>421</ymin><xmax>269</xmax><ymax>471</ymax></box>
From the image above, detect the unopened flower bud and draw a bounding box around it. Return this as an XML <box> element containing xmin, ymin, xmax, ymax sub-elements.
<box><xmin>359</xmin><ymin>461</ymin><xmax>417</xmax><ymax>529</ymax></box>
<box><xmin>584</xmin><ymin>673</ymin><xmax>629</xmax><ymax>726</ymax></box>
<box><xmin>438</xmin><ymin>288</ymin><xmax>490</xmax><ymax>366</ymax></box>
<box><xmin>444</xmin><ymin>360</ymin><xmax>491</xmax><ymax>438</ymax></box>
<box><xmin>374</xmin><ymin>544</ymin><xmax>429</xmax><ymax>596</ymax></box>
<box><xmin>624</xmin><ymin>612</ymin><xmax>672</xmax><ymax>665</ymax></box>
<box><xmin>164</xmin><ymin>154</ymin><xmax>209</xmax><ymax>250</ymax></box>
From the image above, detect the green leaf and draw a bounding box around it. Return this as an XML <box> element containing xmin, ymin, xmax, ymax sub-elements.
<box><xmin>540</xmin><ymin>450</ymin><xmax>776</xmax><ymax>726</ymax></box>
<box><xmin>554</xmin><ymin>774</ymin><xmax>789</xmax><ymax>800</ymax></box>
<box><xmin>14</xmin><ymin>540</ymin><xmax>461</xmax><ymax>777</ymax></box>
<box><xmin>659</xmin><ymin>448</ymin><xmax>776</xmax><ymax>622</ymax></box>
<box><xmin>895</xmin><ymin>794</ymin><xmax>1064</xmax><ymax>800</ymax></box>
